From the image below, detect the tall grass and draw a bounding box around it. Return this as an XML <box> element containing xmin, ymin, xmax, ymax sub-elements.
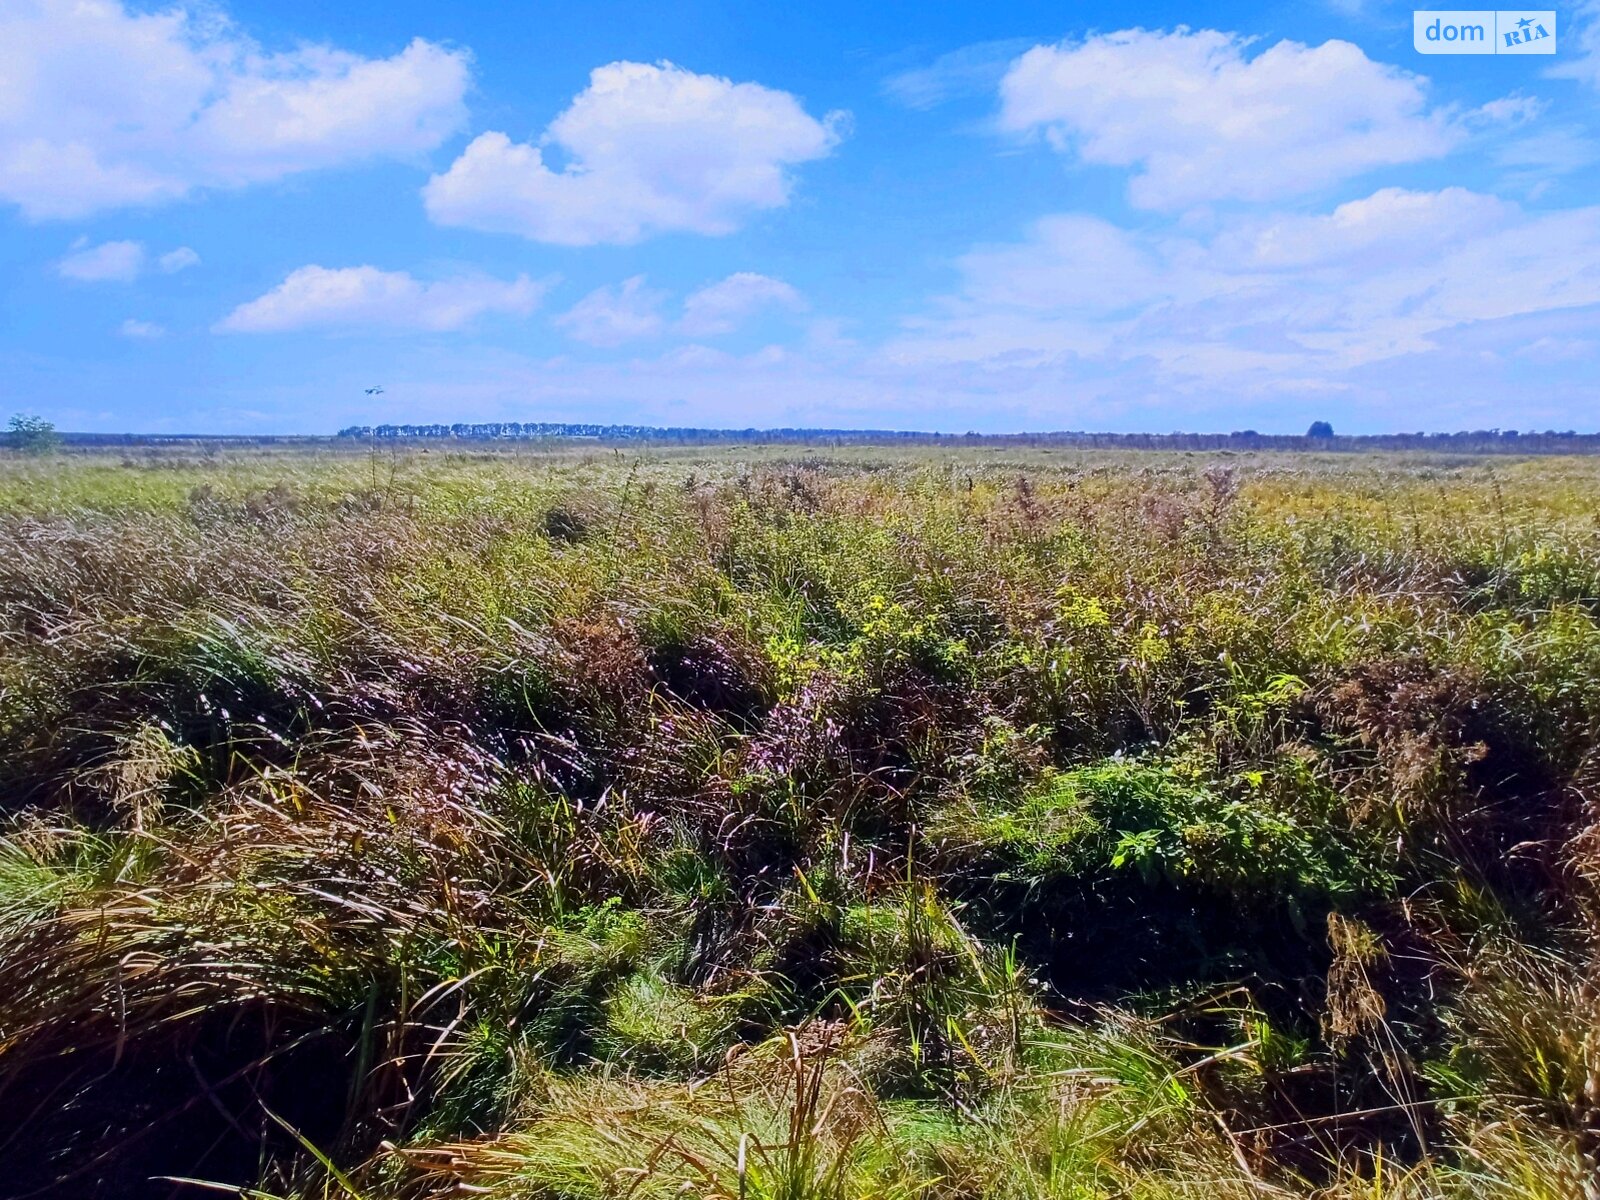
<box><xmin>1</xmin><ymin>445</ymin><xmax>1598</xmax><ymax>1198</ymax></box>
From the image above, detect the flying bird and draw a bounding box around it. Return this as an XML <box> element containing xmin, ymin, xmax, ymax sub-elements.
<box><xmin>365</xmin><ymin>386</ymin><xmax>385</xmax><ymax>396</ymax></box>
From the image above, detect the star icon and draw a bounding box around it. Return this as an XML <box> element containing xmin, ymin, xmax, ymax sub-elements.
<box><xmin>1517</xmin><ymin>16</ymin><xmax>1533</xmax><ymax>29</ymax></box>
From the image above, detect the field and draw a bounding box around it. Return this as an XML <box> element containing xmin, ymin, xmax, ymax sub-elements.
<box><xmin>1</xmin><ymin>443</ymin><xmax>1599</xmax><ymax>1199</ymax></box>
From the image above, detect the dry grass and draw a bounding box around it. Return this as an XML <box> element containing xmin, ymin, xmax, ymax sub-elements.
<box><xmin>1</xmin><ymin>445</ymin><xmax>1599</xmax><ymax>1198</ymax></box>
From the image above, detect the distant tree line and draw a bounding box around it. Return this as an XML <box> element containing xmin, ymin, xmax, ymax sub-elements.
<box><xmin>336</xmin><ymin>422</ymin><xmax>943</xmax><ymax>443</ymax></box>
<box><xmin>332</xmin><ymin>421</ymin><xmax>1600</xmax><ymax>455</ymax></box>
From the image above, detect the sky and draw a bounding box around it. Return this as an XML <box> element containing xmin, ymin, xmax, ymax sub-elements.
<box><xmin>2</xmin><ymin>0</ymin><xmax>1599</xmax><ymax>435</ymax></box>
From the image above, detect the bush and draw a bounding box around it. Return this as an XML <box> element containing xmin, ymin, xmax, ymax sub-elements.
<box><xmin>942</xmin><ymin>755</ymin><xmax>1387</xmax><ymax>908</ymax></box>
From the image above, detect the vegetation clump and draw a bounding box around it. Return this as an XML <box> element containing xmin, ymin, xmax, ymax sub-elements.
<box><xmin>6</xmin><ymin>413</ymin><xmax>59</xmax><ymax>456</ymax></box>
<box><xmin>1</xmin><ymin>443</ymin><xmax>1599</xmax><ymax>1198</ymax></box>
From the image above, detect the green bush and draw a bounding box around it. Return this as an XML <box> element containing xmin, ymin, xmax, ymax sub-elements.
<box><xmin>946</xmin><ymin>756</ymin><xmax>1388</xmax><ymax>908</ymax></box>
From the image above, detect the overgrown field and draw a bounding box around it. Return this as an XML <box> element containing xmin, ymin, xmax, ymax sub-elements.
<box><xmin>2</xmin><ymin>445</ymin><xmax>1599</xmax><ymax>1200</ymax></box>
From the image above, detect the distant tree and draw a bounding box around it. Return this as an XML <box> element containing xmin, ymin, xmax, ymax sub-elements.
<box><xmin>7</xmin><ymin>413</ymin><xmax>60</xmax><ymax>455</ymax></box>
<box><xmin>1306</xmin><ymin>420</ymin><xmax>1335</xmax><ymax>439</ymax></box>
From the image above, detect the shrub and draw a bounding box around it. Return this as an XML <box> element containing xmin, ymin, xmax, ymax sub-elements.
<box><xmin>942</xmin><ymin>755</ymin><xmax>1387</xmax><ymax>908</ymax></box>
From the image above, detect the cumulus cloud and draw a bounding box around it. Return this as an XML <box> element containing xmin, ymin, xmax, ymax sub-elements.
<box><xmin>888</xmin><ymin>188</ymin><xmax>1600</xmax><ymax>384</ymax></box>
<box><xmin>215</xmin><ymin>266</ymin><xmax>545</xmax><ymax>334</ymax></box>
<box><xmin>424</xmin><ymin>61</ymin><xmax>845</xmax><ymax>245</ymax></box>
<box><xmin>1212</xmin><ymin>186</ymin><xmax>1512</xmax><ymax>270</ymax></box>
<box><xmin>678</xmin><ymin>273</ymin><xmax>805</xmax><ymax>335</ymax></box>
<box><xmin>998</xmin><ymin>29</ymin><xmax>1458</xmax><ymax>209</ymax></box>
<box><xmin>118</xmin><ymin>318</ymin><xmax>165</xmax><ymax>338</ymax></box>
<box><xmin>0</xmin><ymin>0</ymin><xmax>470</xmax><ymax>219</ymax></box>
<box><xmin>57</xmin><ymin>238</ymin><xmax>145</xmax><ymax>282</ymax></box>
<box><xmin>554</xmin><ymin>276</ymin><xmax>668</xmax><ymax>346</ymax></box>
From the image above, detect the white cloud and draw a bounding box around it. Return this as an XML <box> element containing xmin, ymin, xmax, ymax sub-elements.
<box><xmin>119</xmin><ymin>318</ymin><xmax>165</xmax><ymax>338</ymax></box>
<box><xmin>951</xmin><ymin>215</ymin><xmax>1162</xmax><ymax>312</ymax></box>
<box><xmin>158</xmin><ymin>246</ymin><xmax>201</xmax><ymax>273</ymax></box>
<box><xmin>1495</xmin><ymin>127</ymin><xmax>1600</xmax><ymax>174</ymax></box>
<box><xmin>678</xmin><ymin>273</ymin><xmax>805</xmax><ymax>335</ymax></box>
<box><xmin>998</xmin><ymin>29</ymin><xmax>1458</xmax><ymax>209</ymax></box>
<box><xmin>0</xmin><ymin>0</ymin><xmax>470</xmax><ymax>219</ymax></box>
<box><xmin>554</xmin><ymin>276</ymin><xmax>668</xmax><ymax>346</ymax></box>
<box><xmin>1515</xmin><ymin>335</ymin><xmax>1597</xmax><ymax>361</ymax></box>
<box><xmin>1212</xmin><ymin>186</ymin><xmax>1512</xmax><ymax>270</ymax></box>
<box><xmin>887</xmin><ymin>188</ymin><xmax>1600</xmax><ymax>386</ymax></box>
<box><xmin>145</xmin><ymin>300</ymin><xmax>1600</xmax><ymax>438</ymax></box>
<box><xmin>57</xmin><ymin>238</ymin><xmax>145</xmax><ymax>281</ymax></box>
<box><xmin>552</xmin><ymin>272</ymin><xmax>805</xmax><ymax>345</ymax></box>
<box><xmin>215</xmin><ymin>265</ymin><xmax>546</xmax><ymax>333</ymax></box>
<box><xmin>1548</xmin><ymin>1</ymin><xmax>1600</xmax><ymax>89</ymax></box>
<box><xmin>882</xmin><ymin>39</ymin><xmax>1035</xmax><ymax>109</ymax></box>
<box><xmin>56</xmin><ymin>238</ymin><xmax>203</xmax><ymax>281</ymax></box>
<box><xmin>424</xmin><ymin>61</ymin><xmax>845</xmax><ymax>245</ymax></box>
<box><xmin>1471</xmin><ymin>95</ymin><xmax>1545</xmax><ymax>126</ymax></box>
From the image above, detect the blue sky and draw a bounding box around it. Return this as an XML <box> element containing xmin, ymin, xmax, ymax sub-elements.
<box><xmin>3</xmin><ymin>0</ymin><xmax>1599</xmax><ymax>434</ymax></box>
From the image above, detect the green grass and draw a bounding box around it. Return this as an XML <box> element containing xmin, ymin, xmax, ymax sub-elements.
<box><xmin>1</xmin><ymin>443</ymin><xmax>1598</xmax><ymax>1198</ymax></box>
